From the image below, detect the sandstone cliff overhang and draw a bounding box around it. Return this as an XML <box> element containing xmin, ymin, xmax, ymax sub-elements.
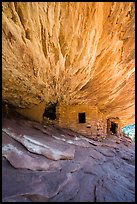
<box><xmin>2</xmin><ymin>2</ymin><xmax>135</xmax><ymax>126</ymax></box>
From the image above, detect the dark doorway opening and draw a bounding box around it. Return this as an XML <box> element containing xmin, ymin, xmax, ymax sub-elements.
<box><xmin>110</xmin><ymin>122</ymin><xmax>117</xmax><ymax>134</ymax></box>
<box><xmin>43</xmin><ymin>102</ymin><xmax>57</xmax><ymax>120</ymax></box>
<box><xmin>78</xmin><ymin>112</ymin><xmax>86</xmax><ymax>123</ymax></box>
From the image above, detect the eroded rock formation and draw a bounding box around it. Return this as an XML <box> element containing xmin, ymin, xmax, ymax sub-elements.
<box><xmin>2</xmin><ymin>115</ymin><xmax>135</xmax><ymax>202</ymax></box>
<box><xmin>2</xmin><ymin>2</ymin><xmax>135</xmax><ymax>127</ymax></box>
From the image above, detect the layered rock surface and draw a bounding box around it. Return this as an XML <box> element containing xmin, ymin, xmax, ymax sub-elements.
<box><xmin>2</xmin><ymin>2</ymin><xmax>135</xmax><ymax>126</ymax></box>
<box><xmin>2</xmin><ymin>114</ymin><xmax>135</xmax><ymax>202</ymax></box>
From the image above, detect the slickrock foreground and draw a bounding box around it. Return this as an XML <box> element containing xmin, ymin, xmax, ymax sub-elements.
<box><xmin>2</xmin><ymin>114</ymin><xmax>135</xmax><ymax>202</ymax></box>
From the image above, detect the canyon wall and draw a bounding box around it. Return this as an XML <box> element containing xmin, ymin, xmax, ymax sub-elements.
<box><xmin>2</xmin><ymin>2</ymin><xmax>135</xmax><ymax>127</ymax></box>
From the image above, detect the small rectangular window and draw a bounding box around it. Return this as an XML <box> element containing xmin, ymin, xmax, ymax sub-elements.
<box><xmin>78</xmin><ymin>112</ymin><xmax>86</xmax><ymax>123</ymax></box>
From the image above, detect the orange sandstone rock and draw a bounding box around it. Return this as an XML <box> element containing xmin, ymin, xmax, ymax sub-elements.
<box><xmin>2</xmin><ymin>2</ymin><xmax>135</xmax><ymax>127</ymax></box>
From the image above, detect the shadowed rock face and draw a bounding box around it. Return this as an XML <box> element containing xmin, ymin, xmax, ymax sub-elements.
<box><xmin>2</xmin><ymin>115</ymin><xmax>135</xmax><ymax>202</ymax></box>
<box><xmin>2</xmin><ymin>2</ymin><xmax>135</xmax><ymax>126</ymax></box>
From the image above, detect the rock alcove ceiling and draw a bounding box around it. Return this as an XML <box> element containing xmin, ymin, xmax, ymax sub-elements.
<box><xmin>2</xmin><ymin>2</ymin><xmax>135</xmax><ymax>126</ymax></box>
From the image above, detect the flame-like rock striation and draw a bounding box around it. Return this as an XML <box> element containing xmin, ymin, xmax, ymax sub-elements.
<box><xmin>2</xmin><ymin>2</ymin><xmax>135</xmax><ymax>126</ymax></box>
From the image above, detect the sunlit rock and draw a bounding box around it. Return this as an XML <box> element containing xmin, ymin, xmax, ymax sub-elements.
<box><xmin>2</xmin><ymin>2</ymin><xmax>135</xmax><ymax>132</ymax></box>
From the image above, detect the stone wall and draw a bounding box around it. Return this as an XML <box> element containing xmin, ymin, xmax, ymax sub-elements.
<box><xmin>107</xmin><ymin>117</ymin><xmax>122</xmax><ymax>135</ymax></box>
<box><xmin>15</xmin><ymin>101</ymin><xmax>122</xmax><ymax>139</ymax></box>
<box><xmin>56</xmin><ymin>103</ymin><xmax>107</xmax><ymax>138</ymax></box>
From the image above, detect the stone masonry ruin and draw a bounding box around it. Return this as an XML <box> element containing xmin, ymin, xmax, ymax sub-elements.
<box><xmin>15</xmin><ymin>102</ymin><xmax>122</xmax><ymax>139</ymax></box>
